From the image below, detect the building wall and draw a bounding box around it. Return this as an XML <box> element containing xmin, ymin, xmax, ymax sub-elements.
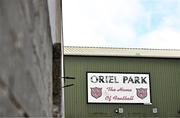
<box><xmin>0</xmin><ymin>0</ymin><xmax>52</xmax><ymax>117</ymax></box>
<box><xmin>64</xmin><ymin>56</ymin><xmax>180</xmax><ymax>118</ymax></box>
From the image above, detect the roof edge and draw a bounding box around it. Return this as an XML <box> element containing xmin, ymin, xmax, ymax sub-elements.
<box><xmin>64</xmin><ymin>46</ymin><xmax>180</xmax><ymax>51</ymax></box>
<box><xmin>64</xmin><ymin>46</ymin><xmax>180</xmax><ymax>58</ymax></box>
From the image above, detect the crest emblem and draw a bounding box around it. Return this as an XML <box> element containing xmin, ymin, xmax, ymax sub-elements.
<box><xmin>136</xmin><ymin>88</ymin><xmax>147</xmax><ymax>99</ymax></box>
<box><xmin>91</xmin><ymin>87</ymin><xmax>102</xmax><ymax>99</ymax></box>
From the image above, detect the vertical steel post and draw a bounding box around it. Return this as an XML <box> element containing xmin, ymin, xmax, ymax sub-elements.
<box><xmin>56</xmin><ymin>0</ymin><xmax>65</xmax><ymax>117</ymax></box>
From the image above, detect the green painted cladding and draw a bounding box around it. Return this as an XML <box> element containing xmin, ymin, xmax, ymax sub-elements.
<box><xmin>64</xmin><ymin>56</ymin><xmax>180</xmax><ymax>118</ymax></box>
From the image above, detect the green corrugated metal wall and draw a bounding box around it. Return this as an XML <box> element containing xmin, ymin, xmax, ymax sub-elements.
<box><xmin>64</xmin><ymin>56</ymin><xmax>180</xmax><ymax>118</ymax></box>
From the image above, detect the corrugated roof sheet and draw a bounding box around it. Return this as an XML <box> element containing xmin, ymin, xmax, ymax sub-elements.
<box><xmin>64</xmin><ymin>46</ymin><xmax>180</xmax><ymax>58</ymax></box>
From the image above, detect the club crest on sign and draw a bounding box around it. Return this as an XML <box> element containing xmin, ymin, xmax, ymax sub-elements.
<box><xmin>136</xmin><ymin>88</ymin><xmax>147</xmax><ymax>99</ymax></box>
<box><xmin>91</xmin><ymin>87</ymin><xmax>102</xmax><ymax>99</ymax></box>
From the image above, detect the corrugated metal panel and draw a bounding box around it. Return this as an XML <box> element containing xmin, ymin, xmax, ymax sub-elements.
<box><xmin>64</xmin><ymin>46</ymin><xmax>180</xmax><ymax>58</ymax></box>
<box><xmin>64</xmin><ymin>56</ymin><xmax>180</xmax><ymax>118</ymax></box>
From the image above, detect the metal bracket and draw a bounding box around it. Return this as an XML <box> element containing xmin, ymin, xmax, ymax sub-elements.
<box><xmin>62</xmin><ymin>77</ymin><xmax>75</xmax><ymax>79</ymax></box>
<box><xmin>63</xmin><ymin>84</ymin><xmax>74</xmax><ymax>88</ymax></box>
<box><xmin>61</xmin><ymin>77</ymin><xmax>75</xmax><ymax>88</ymax></box>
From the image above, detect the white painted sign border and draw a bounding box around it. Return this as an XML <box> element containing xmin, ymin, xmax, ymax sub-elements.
<box><xmin>87</xmin><ymin>72</ymin><xmax>152</xmax><ymax>104</ymax></box>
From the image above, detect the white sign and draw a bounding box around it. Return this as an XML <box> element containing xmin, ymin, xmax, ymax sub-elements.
<box><xmin>87</xmin><ymin>72</ymin><xmax>151</xmax><ymax>104</ymax></box>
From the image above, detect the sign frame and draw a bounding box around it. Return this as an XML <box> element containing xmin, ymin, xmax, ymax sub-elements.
<box><xmin>86</xmin><ymin>72</ymin><xmax>152</xmax><ymax>105</ymax></box>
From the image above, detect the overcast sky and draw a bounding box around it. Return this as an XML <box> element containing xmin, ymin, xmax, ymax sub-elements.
<box><xmin>62</xmin><ymin>0</ymin><xmax>180</xmax><ymax>49</ymax></box>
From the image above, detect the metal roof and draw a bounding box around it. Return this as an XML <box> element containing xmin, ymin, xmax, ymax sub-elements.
<box><xmin>64</xmin><ymin>46</ymin><xmax>180</xmax><ymax>58</ymax></box>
